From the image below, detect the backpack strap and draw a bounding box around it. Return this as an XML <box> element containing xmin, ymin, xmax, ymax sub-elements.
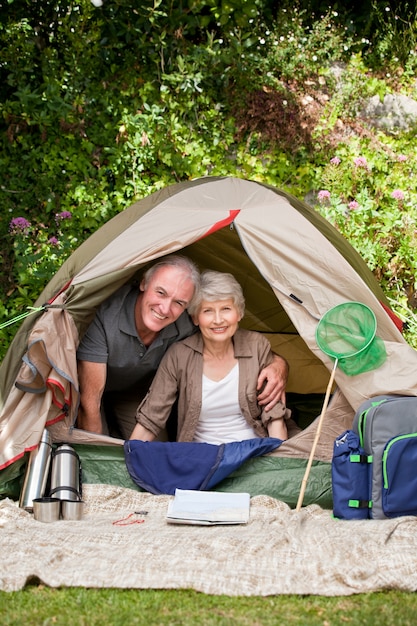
<box><xmin>348</xmin><ymin>499</ymin><xmax>373</xmax><ymax>509</ymax></box>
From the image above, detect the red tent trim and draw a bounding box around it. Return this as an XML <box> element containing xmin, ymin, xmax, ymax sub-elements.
<box><xmin>200</xmin><ymin>209</ymin><xmax>240</xmax><ymax>238</ymax></box>
<box><xmin>380</xmin><ymin>301</ymin><xmax>404</xmax><ymax>333</ymax></box>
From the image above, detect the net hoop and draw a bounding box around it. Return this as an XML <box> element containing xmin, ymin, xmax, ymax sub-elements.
<box><xmin>315</xmin><ymin>301</ymin><xmax>377</xmax><ymax>361</ymax></box>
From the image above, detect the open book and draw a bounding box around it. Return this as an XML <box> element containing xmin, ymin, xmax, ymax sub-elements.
<box><xmin>166</xmin><ymin>489</ymin><xmax>250</xmax><ymax>525</ymax></box>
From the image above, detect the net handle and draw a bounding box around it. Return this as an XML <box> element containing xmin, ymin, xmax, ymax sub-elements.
<box><xmin>296</xmin><ymin>358</ymin><xmax>338</xmax><ymax>512</ymax></box>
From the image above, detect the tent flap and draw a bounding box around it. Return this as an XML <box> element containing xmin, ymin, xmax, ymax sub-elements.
<box><xmin>0</xmin><ymin>298</ymin><xmax>79</xmax><ymax>469</ymax></box>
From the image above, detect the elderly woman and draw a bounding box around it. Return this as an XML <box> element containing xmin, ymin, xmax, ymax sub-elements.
<box><xmin>130</xmin><ymin>270</ymin><xmax>290</xmax><ymax>444</ymax></box>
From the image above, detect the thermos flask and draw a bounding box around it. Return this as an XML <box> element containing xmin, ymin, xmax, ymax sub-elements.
<box><xmin>49</xmin><ymin>444</ymin><xmax>82</xmax><ymax>501</ymax></box>
<box><xmin>19</xmin><ymin>428</ymin><xmax>53</xmax><ymax>511</ymax></box>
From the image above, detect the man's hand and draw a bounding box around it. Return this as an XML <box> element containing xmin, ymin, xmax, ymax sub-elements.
<box><xmin>257</xmin><ymin>354</ymin><xmax>289</xmax><ymax>412</ymax></box>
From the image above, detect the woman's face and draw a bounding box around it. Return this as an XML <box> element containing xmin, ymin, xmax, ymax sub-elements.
<box><xmin>193</xmin><ymin>298</ymin><xmax>241</xmax><ymax>344</ymax></box>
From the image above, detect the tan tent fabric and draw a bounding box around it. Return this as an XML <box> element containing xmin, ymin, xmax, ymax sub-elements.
<box><xmin>1</xmin><ymin>176</ymin><xmax>417</xmax><ymax>472</ymax></box>
<box><xmin>272</xmin><ymin>389</ymin><xmax>354</xmax><ymax>461</ymax></box>
<box><xmin>0</xmin><ymin>295</ymin><xmax>79</xmax><ymax>467</ymax></box>
<box><xmin>267</xmin><ymin>334</ymin><xmax>331</xmax><ymax>394</ymax></box>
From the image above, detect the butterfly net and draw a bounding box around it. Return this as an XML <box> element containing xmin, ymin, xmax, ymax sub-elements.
<box><xmin>315</xmin><ymin>302</ymin><xmax>387</xmax><ymax>376</ymax></box>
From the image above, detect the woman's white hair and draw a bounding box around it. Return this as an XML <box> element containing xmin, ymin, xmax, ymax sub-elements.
<box><xmin>188</xmin><ymin>270</ymin><xmax>245</xmax><ymax>318</ymax></box>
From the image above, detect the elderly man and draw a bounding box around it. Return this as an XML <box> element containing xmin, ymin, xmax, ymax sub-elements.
<box><xmin>76</xmin><ymin>255</ymin><xmax>288</xmax><ymax>439</ymax></box>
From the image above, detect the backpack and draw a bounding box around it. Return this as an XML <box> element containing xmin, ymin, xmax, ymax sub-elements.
<box><xmin>332</xmin><ymin>395</ymin><xmax>417</xmax><ymax>520</ymax></box>
<box><xmin>331</xmin><ymin>429</ymin><xmax>372</xmax><ymax>519</ymax></box>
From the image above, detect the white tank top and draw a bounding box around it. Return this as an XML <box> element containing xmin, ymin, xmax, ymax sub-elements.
<box><xmin>193</xmin><ymin>363</ymin><xmax>258</xmax><ymax>444</ymax></box>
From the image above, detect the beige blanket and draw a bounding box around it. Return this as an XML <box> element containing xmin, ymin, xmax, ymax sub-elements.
<box><xmin>2</xmin><ymin>484</ymin><xmax>417</xmax><ymax>596</ymax></box>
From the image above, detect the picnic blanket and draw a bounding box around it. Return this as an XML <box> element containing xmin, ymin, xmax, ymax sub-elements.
<box><xmin>2</xmin><ymin>483</ymin><xmax>417</xmax><ymax>596</ymax></box>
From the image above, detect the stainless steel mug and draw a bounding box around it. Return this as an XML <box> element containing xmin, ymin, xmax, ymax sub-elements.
<box><xmin>61</xmin><ymin>499</ymin><xmax>85</xmax><ymax>520</ymax></box>
<box><xmin>32</xmin><ymin>497</ymin><xmax>61</xmax><ymax>523</ymax></box>
<box><xmin>49</xmin><ymin>444</ymin><xmax>82</xmax><ymax>501</ymax></box>
<box><xmin>19</xmin><ymin>429</ymin><xmax>53</xmax><ymax>512</ymax></box>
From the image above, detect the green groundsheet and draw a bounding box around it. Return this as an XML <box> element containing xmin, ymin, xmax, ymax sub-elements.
<box><xmin>0</xmin><ymin>444</ymin><xmax>333</xmax><ymax>510</ymax></box>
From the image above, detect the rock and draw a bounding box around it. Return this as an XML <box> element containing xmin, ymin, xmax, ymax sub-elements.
<box><xmin>360</xmin><ymin>94</ymin><xmax>417</xmax><ymax>131</ymax></box>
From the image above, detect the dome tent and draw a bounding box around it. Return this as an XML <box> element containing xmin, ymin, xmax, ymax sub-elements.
<box><xmin>1</xmin><ymin>176</ymin><xmax>416</xmax><ymax>506</ymax></box>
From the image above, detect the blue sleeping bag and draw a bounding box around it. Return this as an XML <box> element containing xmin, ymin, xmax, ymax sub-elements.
<box><xmin>124</xmin><ymin>438</ymin><xmax>283</xmax><ymax>495</ymax></box>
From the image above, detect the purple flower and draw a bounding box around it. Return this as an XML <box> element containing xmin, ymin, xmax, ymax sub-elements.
<box><xmin>391</xmin><ymin>189</ymin><xmax>405</xmax><ymax>201</ymax></box>
<box><xmin>55</xmin><ymin>211</ymin><xmax>72</xmax><ymax>222</ymax></box>
<box><xmin>48</xmin><ymin>236</ymin><xmax>59</xmax><ymax>246</ymax></box>
<box><xmin>317</xmin><ymin>190</ymin><xmax>331</xmax><ymax>203</ymax></box>
<box><xmin>330</xmin><ymin>157</ymin><xmax>341</xmax><ymax>165</ymax></box>
<box><xmin>397</xmin><ymin>154</ymin><xmax>407</xmax><ymax>162</ymax></box>
<box><xmin>348</xmin><ymin>200</ymin><xmax>359</xmax><ymax>210</ymax></box>
<box><xmin>9</xmin><ymin>217</ymin><xmax>31</xmax><ymax>234</ymax></box>
<box><xmin>354</xmin><ymin>157</ymin><xmax>368</xmax><ymax>168</ymax></box>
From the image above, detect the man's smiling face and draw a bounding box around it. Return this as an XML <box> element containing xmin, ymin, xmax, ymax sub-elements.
<box><xmin>138</xmin><ymin>265</ymin><xmax>195</xmax><ymax>334</ymax></box>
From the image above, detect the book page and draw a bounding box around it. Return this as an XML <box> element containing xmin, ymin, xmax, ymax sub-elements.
<box><xmin>167</xmin><ymin>489</ymin><xmax>250</xmax><ymax>525</ymax></box>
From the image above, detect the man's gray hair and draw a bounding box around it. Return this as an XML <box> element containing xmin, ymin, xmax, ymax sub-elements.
<box><xmin>188</xmin><ymin>270</ymin><xmax>245</xmax><ymax>318</ymax></box>
<box><xmin>143</xmin><ymin>255</ymin><xmax>201</xmax><ymax>301</ymax></box>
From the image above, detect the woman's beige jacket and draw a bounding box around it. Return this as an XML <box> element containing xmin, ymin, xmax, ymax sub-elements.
<box><xmin>135</xmin><ymin>328</ymin><xmax>289</xmax><ymax>441</ymax></box>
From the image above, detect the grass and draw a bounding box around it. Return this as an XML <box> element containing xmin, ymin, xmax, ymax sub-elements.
<box><xmin>1</xmin><ymin>587</ymin><xmax>417</xmax><ymax>625</ymax></box>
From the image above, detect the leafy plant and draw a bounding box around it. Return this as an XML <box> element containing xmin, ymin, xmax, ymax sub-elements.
<box><xmin>313</xmin><ymin>147</ymin><xmax>417</xmax><ymax>345</ymax></box>
<box><xmin>364</xmin><ymin>1</ymin><xmax>417</xmax><ymax>71</ymax></box>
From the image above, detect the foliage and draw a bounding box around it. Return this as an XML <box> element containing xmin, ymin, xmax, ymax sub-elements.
<box><xmin>241</xmin><ymin>6</ymin><xmax>358</xmax><ymax>86</ymax></box>
<box><xmin>312</xmin><ymin>127</ymin><xmax>417</xmax><ymax>345</ymax></box>
<box><xmin>364</xmin><ymin>1</ymin><xmax>417</xmax><ymax>70</ymax></box>
<box><xmin>1</xmin><ymin>1</ymin><xmax>417</xmax><ymax>358</ymax></box>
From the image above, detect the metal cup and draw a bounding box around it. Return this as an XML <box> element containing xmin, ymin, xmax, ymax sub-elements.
<box><xmin>32</xmin><ymin>497</ymin><xmax>61</xmax><ymax>523</ymax></box>
<box><xmin>61</xmin><ymin>499</ymin><xmax>84</xmax><ymax>521</ymax></box>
